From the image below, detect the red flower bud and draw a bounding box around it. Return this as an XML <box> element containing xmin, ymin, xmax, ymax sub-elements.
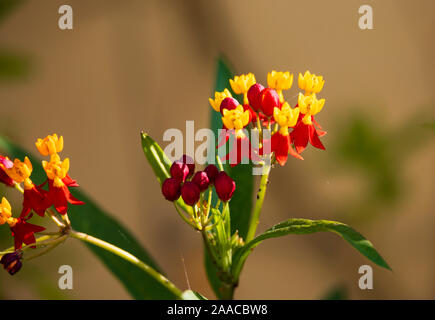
<box><xmin>214</xmin><ymin>172</ymin><xmax>235</xmax><ymax>202</ymax></box>
<box><xmin>220</xmin><ymin>97</ymin><xmax>239</xmax><ymax>115</ymax></box>
<box><xmin>170</xmin><ymin>161</ymin><xmax>189</xmax><ymax>182</ymax></box>
<box><xmin>181</xmin><ymin>181</ymin><xmax>200</xmax><ymax>206</ymax></box>
<box><xmin>162</xmin><ymin>178</ymin><xmax>181</xmax><ymax>201</ymax></box>
<box><xmin>0</xmin><ymin>156</ymin><xmax>14</xmax><ymax>187</ymax></box>
<box><xmin>0</xmin><ymin>167</ymin><xmax>14</xmax><ymax>187</ymax></box>
<box><xmin>0</xmin><ymin>251</ymin><xmax>22</xmax><ymax>275</ymax></box>
<box><xmin>260</xmin><ymin>88</ymin><xmax>280</xmax><ymax>117</ymax></box>
<box><xmin>192</xmin><ymin>171</ymin><xmax>210</xmax><ymax>192</ymax></box>
<box><xmin>247</xmin><ymin>83</ymin><xmax>265</xmax><ymax>111</ymax></box>
<box><xmin>178</xmin><ymin>155</ymin><xmax>195</xmax><ymax>178</ymax></box>
<box><xmin>204</xmin><ymin>164</ymin><xmax>219</xmax><ymax>183</ymax></box>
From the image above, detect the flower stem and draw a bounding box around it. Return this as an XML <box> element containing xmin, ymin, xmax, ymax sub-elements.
<box><xmin>70</xmin><ymin>230</ymin><xmax>183</xmax><ymax>299</ymax></box>
<box><xmin>245</xmin><ymin>164</ymin><xmax>271</xmax><ymax>243</ymax></box>
<box><xmin>23</xmin><ymin>234</ymin><xmax>68</xmax><ymax>261</ymax></box>
<box><xmin>0</xmin><ymin>235</ymin><xmax>58</xmax><ymax>256</ymax></box>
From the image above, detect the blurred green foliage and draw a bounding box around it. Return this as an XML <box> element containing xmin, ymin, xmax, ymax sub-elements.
<box><xmin>0</xmin><ymin>50</ymin><xmax>30</xmax><ymax>80</ymax></box>
<box><xmin>0</xmin><ymin>0</ymin><xmax>24</xmax><ymax>24</ymax></box>
<box><xmin>0</xmin><ymin>0</ymin><xmax>30</xmax><ymax>81</ymax></box>
<box><xmin>329</xmin><ymin>107</ymin><xmax>434</xmax><ymax>223</ymax></box>
<box><xmin>321</xmin><ymin>284</ymin><xmax>347</xmax><ymax>300</ymax></box>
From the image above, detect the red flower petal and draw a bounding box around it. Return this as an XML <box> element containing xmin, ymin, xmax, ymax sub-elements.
<box><xmin>21</xmin><ymin>185</ymin><xmax>49</xmax><ymax>218</ymax></box>
<box><xmin>271</xmin><ymin>132</ymin><xmax>303</xmax><ymax>166</ymax></box>
<box><xmin>308</xmin><ymin>124</ymin><xmax>325</xmax><ymax>150</ymax></box>
<box><xmin>11</xmin><ymin>219</ymin><xmax>45</xmax><ymax>250</ymax></box>
<box><xmin>291</xmin><ymin>121</ymin><xmax>309</xmax><ymax>154</ymax></box>
<box><xmin>222</xmin><ymin>133</ymin><xmax>260</xmax><ymax>167</ymax></box>
<box><xmin>46</xmin><ymin>180</ymin><xmax>84</xmax><ymax>215</ymax></box>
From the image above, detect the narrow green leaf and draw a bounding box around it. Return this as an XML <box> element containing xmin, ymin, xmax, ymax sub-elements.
<box><xmin>0</xmin><ymin>134</ymin><xmax>177</xmax><ymax>299</ymax></box>
<box><xmin>232</xmin><ymin>218</ymin><xmax>391</xmax><ymax>278</ymax></box>
<box><xmin>181</xmin><ymin>290</ymin><xmax>208</xmax><ymax>300</ymax></box>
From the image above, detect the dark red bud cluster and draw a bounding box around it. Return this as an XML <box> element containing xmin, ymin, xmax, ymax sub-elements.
<box><xmin>162</xmin><ymin>159</ymin><xmax>236</xmax><ymax>205</ymax></box>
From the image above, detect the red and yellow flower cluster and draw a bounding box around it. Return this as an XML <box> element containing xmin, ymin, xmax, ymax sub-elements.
<box><xmin>209</xmin><ymin>70</ymin><xmax>326</xmax><ymax>166</ymax></box>
<box><xmin>0</xmin><ymin>134</ymin><xmax>84</xmax><ymax>251</ymax></box>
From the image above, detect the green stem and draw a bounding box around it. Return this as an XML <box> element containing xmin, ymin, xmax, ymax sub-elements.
<box><xmin>46</xmin><ymin>209</ymin><xmax>66</xmax><ymax>228</ymax></box>
<box><xmin>0</xmin><ymin>235</ymin><xmax>57</xmax><ymax>256</ymax></box>
<box><xmin>201</xmin><ymin>230</ymin><xmax>219</xmax><ymax>267</ymax></box>
<box><xmin>23</xmin><ymin>235</ymin><xmax>68</xmax><ymax>261</ymax></box>
<box><xmin>174</xmin><ymin>203</ymin><xmax>196</xmax><ymax>229</ymax></box>
<box><xmin>70</xmin><ymin>230</ymin><xmax>183</xmax><ymax>299</ymax></box>
<box><xmin>245</xmin><ymin>164</ymin><xmax>271</xmax><ymax>243</ymax></box>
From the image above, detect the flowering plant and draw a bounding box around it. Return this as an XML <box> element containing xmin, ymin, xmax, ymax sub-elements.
<box><xmin>0</xmin><ymin>59</ymin><xmax>390</xmax><ymax>300</ymax></box>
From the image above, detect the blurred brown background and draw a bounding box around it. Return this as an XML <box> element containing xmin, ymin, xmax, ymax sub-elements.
<box><xmin>0</xmin><ymin>0</ymin><xmax>434</xmax><ymax>299</ymax></box>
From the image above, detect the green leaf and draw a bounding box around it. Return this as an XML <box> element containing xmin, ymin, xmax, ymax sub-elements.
<box><xmin>140</xmin><ymin>132</ymin><xmax>192</xmax><ymax>214</ymax></box>
<box><xmin>205</xmin><ymin>57</ymin><xmax>254</xmax><ymax>298</ymax></box>
<box><xmin>232</xmin><ymin>218</ymin><xmax>391</xmax><ymax>278</ymax></box>
<box><xmin>181</xmin><ymin>290</ymin><xmax>208</xmax><ymax>300</ymax></box>
<box><xmin>0</xmin><ymin>134</ymin><xmax>177</xmax><ymax>299</ymax></box>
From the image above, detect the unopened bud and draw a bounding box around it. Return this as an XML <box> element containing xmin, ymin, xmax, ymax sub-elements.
<box><xmin>181</xmin><ymin>181</ymin><xmax>200</xmax><ymax>206</ymax></box>
<box><xmin>162</xmin><ymin>178</ymin><xmax>181</xmax><ymax>201</ymax></box>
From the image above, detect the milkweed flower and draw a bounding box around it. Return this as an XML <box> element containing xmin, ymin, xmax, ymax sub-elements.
<box><xmin>5</xmin><ymin>157</ymin><xmax>48</xmax><ymax>218</ymax></box>
<box><xmin>10</xmin><ymin>218</ymin><xmax>45</xmax><ymax>250</ymax></box>
<box><xmin>229</xmin><ymin>73</ymin><xmax>256</xmax><ymax>104</ymax></box>
<box><xmin>271</xmin><ymin>102</ymin><xmax>302</xmax><ymax>165</ymax></box>
<box><xmin>222</xmin><ymin>105</ymin><xmax>250</xmax><ymax>131</ymax></box>
<box><xmin>35</xmin><ymin>134</ymin><xmax>64</xmax><ymax>156</ymax></box>
<box><xmin>0</xmin><ymin>197</ymin><xmax>14</xmax><ymax>226</ymax></box>
<box><xmin>42</xmin><ymin>154</ymin><xmax>84</xmax><ymax>215</ymax></box>
<box><xmin>298</xmin><ymin>71</ymin><xmax>325</xmax><ymax>95</ymax></box>
<box><xmin>0</xmin><ymin>156</ymin><xmax>14</xmax><ymax>187</ymax></box>
<box><xmin>267</xmin><ymin>70</ymin><xmax>293</xmax><ymax>102</ymax></box>
<box><xmin>221</xmin><ymin>105</ymin><xmax>260</xmax><ymax>166</ymax></box>
<box><xmin>0</xmin><ymin>197</ymin><xmax>45</xmax><ymax>250</ymax></box>
<box><xmin>209</xmin><ymin>89</ymin><xmax>232</xmax><ymax>113</ymax></box>
<box><xmin>291</xmin><ymin>93</ymin><xmax>326</xmax><ymax>153</ymax></box>
<box><xmin>209</xmin><ymin>69</ymin><xmax>328</xmax><ymax>167</ymax></box>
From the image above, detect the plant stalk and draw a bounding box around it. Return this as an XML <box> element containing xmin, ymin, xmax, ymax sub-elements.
<box><xmin>70</xmin><ymin>230</ymin><xmax>183</xmax><ymax>299</ymax></box>
<box><xmin>245</xmin><ymin>164</ymin><xmax>271</xmax><ymax>243</ymax></box>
